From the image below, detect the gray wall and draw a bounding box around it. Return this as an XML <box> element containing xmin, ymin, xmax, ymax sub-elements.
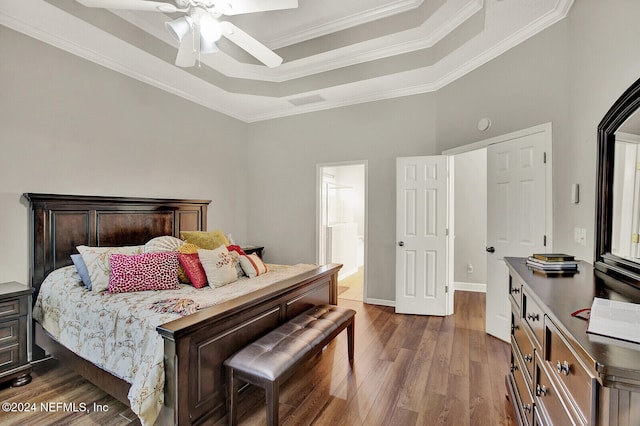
<box><xmin>246</xmin><ymin>0</ymin><xmax>640</xmax><ymax>303</ymax></box>
<box><xmin>0</xmin><ymin>27</ymin><xmax>249</xmax><ymax>285</ymax></box>
<box><xmin>454</xmin><ymin>149</ymin><xmax>487</xmax><ymax>286</ymax></box>
<box><xmin>247</xmin><ymin>96</ymin><xmax>437</xmax><ymax>303</ymax></box>
<box><xmin>2</xmin><ymin>1</ymin><xmax>640</xmax><ymax>305</ymax></box>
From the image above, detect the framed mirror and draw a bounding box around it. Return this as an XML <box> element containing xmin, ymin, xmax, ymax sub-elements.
<box><xmin>596</xmin><ymin>77</ymin><xmax>640</xmax><ymax>284</ymax></box>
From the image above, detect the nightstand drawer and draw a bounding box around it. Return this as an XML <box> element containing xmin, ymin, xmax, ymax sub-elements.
<box><xmin>0</xmin><ymin>344</ymin><xmax>19</xmax><ymax>370</ymax></box>
<box><xmin>0</xmin><ymin>319</ymin><xmax>20</xmax><ymax>347</ymax></box>
<box><xmin>0</xmin><ymin>297</ymin><xmax>26</xmax><ymax>319</ymax></box>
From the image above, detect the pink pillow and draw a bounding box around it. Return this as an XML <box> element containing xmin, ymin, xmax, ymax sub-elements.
<box><xmin>178</xmin><ymin>253</ymin><xmax>208</xmax><ymax>289</ymax></box>
<box><xmin>108</xmin><ymin>251</ymin><xmax>180</xmax><ymax>293</ymax></box>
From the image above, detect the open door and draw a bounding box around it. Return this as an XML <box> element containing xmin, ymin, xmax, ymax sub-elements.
<box><xmin>395</xmin><ymin>156</ymin><xmax>450</xmax><ymax>315</ymax></box>
<box><xmin>486</xmin><ymin>130</ymin><xmax>547</xmax><ymax>341</ymax></box>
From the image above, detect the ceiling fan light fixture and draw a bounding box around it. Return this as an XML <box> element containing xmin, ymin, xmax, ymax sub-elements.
<box><xmin>200</xmin><ymin>37</ymin><xmax>219</xmax><ymax>54</ymax></box>
<box><xmin>165</xmin><ymin>16</ymin><xmax>193</xmax><ymax>42</ymax></box>
<box><xmin>199</xmin><ymin>13</ymin><xmax>222</xmax><ymax>42</ymax></box>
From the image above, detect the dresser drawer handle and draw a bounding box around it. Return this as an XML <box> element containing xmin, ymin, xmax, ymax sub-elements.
<box><xmin>524</xmin><ymin>354</ymin><xmax>533</xmax><ymax>363</ymax></box>
<box><xmin>510</xmin><ymin>363</ymin><xmax>518</xmax><ymax>373</ymax></box>
<box><xmin>556</xmin><ymin>360</ymin><xmax>570</xmax><ymax>376</ymax></box>
<box><xmin>511</xmin><ymin>324</ymin><xmax>519</xmax><ymax>334</ymax></box>
<box><xmin>536</xmin><ymin>384</ymin><xmax>548</xmax><ymax>397</ymax></box>
<box><xmin>526</xmin><ymin>313</ymin><xmax>540</xmax><ymax>322</ymax></box>
<box><xmin>523</xmin><ymin>404</ymin><xmax>532</xmax><ymax>413</ymax></box>
<box><xmin>511</xmin><ymin>287</ymin><xmax>521</xmax><ymax>294</ymax></box>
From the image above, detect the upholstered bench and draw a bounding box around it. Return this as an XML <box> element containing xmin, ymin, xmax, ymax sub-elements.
<box><xmin>224</xmin><ymin>304</ymin><xmax>356</xmax><ymax>426</ymax></box>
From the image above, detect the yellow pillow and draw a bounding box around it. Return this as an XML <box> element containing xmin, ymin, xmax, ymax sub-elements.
<box><xmin>180</xmin><ymin>230</ymin><xmax>229</xmax><ymax>250</ymax></box>
<box><xmin>177</xmin><ymin>243</ymin><xmax>200</xmax><ymax>283</ymax></box>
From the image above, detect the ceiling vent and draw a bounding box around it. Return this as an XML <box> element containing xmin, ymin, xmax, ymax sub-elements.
<box><xmin>287</xmin><ymin>94</ymin><xmax>326</xmax><ymax>106</ymax></box>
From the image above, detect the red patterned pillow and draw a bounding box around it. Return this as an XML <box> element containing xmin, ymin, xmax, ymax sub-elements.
<box><xmin>108</xmin><ymin>251</ymin><xmax>180</xmax><ymax>293</ymax></box>
<box><xmin>178</xmin><ymin>253</ymin><xmax>208</xmax><ymax>289</ymax></box>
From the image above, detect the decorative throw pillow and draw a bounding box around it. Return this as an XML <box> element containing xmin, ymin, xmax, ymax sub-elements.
<box><xmin>180</xmin><ymin>230</ymin><xmax>229</xmax><ymax>250</ymax></box>
<box><xmin>71</xmin><ymin>254</ymin><xmax>92</xmax><ymax>290</ymax></box>
<box><xmin>178</xmin><ymin>253</ymin><xmax>208</xmax><ymax>289</ymax></box>
<box><xmin>177</xmin><ymin>243</ymin><xmax>200</xmax><ymax>283</ymax></box>
<box><xmin>238</xmin><ymin>253</ymin><xmax>269</xmax><ymax>278</ymax></box>
<box><xmin>108</xmin><ymin>251</ymin><xmax>180</xmax><ymax>294</ymax></box>
<box><xmin>144</xmin><ymin>235</ymin><xmax>185</xmax><ymax>253</ymax></box>
<box><xmin>77</xmin><ymin>245</ymin><xmax>144</xmax><ymax>292</ymax></box>
<box><xmin>198</xmin><ymin>246</ymin><xmax>237</xmax><ymax>288</ymax></box>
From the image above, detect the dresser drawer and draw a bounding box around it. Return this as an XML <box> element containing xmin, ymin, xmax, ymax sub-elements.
<box><xmin>545</xmin><ymin>319</ymin><xmax>595</xmax><ymax>424</ymax></box>
<box><xmin>511</xmin><ymin>350</ymin><xmax>534</xmax><ymax>426</ymax></box>
<box><xmin>0</xmin><ymin>297</ymin><xmax>26</xmax><ymax>319</ymax></box>
<box><xmin>535</xmin><ymin>355</ymin><xmax>578</xmax><ymax>426</ymax></box>
<box><xmin>509</xmin><ymin>275</ymin><xmax>523</xmax><ymax>310</ymax></box>
<box><xmin>522</xmin><ymin>290</ymin><xmax>545</xmax><ymax>348</ymax></box>
<box><xmin>512</xmin><ymin>313</ymin><xmax>535</xmax><ymax>383</ymax></box>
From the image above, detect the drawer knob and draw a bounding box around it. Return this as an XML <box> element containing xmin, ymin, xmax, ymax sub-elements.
<box><xmin>556</xmin><ymin>360</ymin><xmax>570</xmax><ymax>376</ymax></box>
<box><xmin>511</xmin><ymin>287</ymin><xmax>521</xmax><ymax>294</ymax></box>
<box><xmin>524</xmin><ymin>354</ymin><xmax>533</xmax><ymax>363</ymax></box>
<box><xmin>511</xmin><ymin>324</ymin><xmax>519</xmax><ymax>334</ymax></box>
<box><xmin>510</xmin><ymin>363</ymin><xmax>518</xmax><ymax>373</ymax></box>
<box><xmin>536</xmin><ymin>384</ymin><xmax>548</xmax><ymax>397</ymax></box>
<box><xmin>526</xmin><ymin>313</ymin><xmax>540</xmax><ymax>322</ymax></box>
<box><xmin>523</xmin><ymin>404</ymin><xmax>532</xmax><ymax>413</ymax></box>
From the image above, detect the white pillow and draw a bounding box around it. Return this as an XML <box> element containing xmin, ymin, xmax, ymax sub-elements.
<box><xmin>144</xmin><ymin>235</ymin><xmax>184</xmax><ymax>253</ymax></box>
<box><xmin>198</xmin><ymin>246</ymin><xmax>238</xmax><ymax>288</ymax></box>
<box><xmin>76</xmin><ymin>245</ymin><xmax>144</xmax><ymax>292</ymax></box>
<box><xmin>238</xmin><ymin>254</ymin><xmax>269</xmax><ymax>278</ymax></box>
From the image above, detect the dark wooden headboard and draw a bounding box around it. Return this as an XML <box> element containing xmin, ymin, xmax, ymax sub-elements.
<box><xmin>24</xmin><ymin>193</ymin><xmax>210</xmax><ymax>296</ymax></box>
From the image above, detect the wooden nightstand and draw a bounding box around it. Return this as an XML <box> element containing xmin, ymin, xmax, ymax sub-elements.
<box><xmin>241</xmin><ymin>245</ymin><xmax>264</xmax><ymax>259</ymax></box>
<box><xmin>0</xmin><ymin>282</ymin><xmax>33</xmax><ymax>387</ymax></box>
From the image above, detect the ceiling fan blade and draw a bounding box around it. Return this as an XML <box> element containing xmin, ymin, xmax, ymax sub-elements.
<box><xmin>217</xmin><ymin>0</ymin><xmax>298</xmax><ymax>16</ymax></box>
<box><xmin>175</xmin><ymin>27</ymin><xmax>198</xmax><ymax>67</ymax></box>
<box><xmin>76</xmin><ymin>0</ymin><xmax>178</xmax><ymax>13</ymax></box>
<box><xmin>220</xmin><ymin>21</ymin><xmax>282</xmax><ymax>68</ymax></box>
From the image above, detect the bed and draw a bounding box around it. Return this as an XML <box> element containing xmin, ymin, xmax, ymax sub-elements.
<box><xmin>25</xmin><ymin>193</ymin><xmax>341</xmax><ymax>425</ymax></box>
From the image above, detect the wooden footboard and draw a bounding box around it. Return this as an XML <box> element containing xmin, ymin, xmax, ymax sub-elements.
<box><xmin>157</xmin><ymin>263</ymin><xmax>340</xmax><ymax>425</ymax></box>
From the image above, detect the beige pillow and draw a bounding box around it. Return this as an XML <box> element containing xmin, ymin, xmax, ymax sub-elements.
<box><xmin>198</xmin><ymin>246</ymin><xmax>237</xmax><ymax>288</ymax></box>
<box><xmin>180</xmin><ymin>230</ymin><xmax>229</xmax><ymax>250</ymax></box>
<box><xmin>77</xmin><ymin>245</ymin><xmax>144</xmax><ymax>292</ymax></box>
<box><xmin>144</xmin><ymin>235</ymin><xmax>184</xmax><ymax>253</ymax></box>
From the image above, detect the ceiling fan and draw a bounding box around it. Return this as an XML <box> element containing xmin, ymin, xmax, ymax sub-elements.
<box><xmin>76</xmin><ymin>0</ymin><xmax>299</xmax><ymax>68</ymax></box>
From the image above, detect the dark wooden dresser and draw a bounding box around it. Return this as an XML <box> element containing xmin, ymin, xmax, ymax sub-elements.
<box><xmin>505</xmin><ymin>257</ymin><xmax>640</xmax><ymax>426</ymax></box>
<box><xmin>0</xmin><ymin>282</ymin><xmax>32</xmax><ymax>387</ymax></box>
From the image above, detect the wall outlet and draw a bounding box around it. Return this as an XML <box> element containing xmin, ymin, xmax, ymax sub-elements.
<box><xmin>467</xmin><ymin>263</ymin><xmax>474</xmax><ymax>274</ymax></box>
<box><xmin>574</xmin><ymin>227</ymin><xmax>587</xmax><ymax>246</ymax></box>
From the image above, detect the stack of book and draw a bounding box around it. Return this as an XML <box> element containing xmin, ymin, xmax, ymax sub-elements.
<box><xmin>526</xmin><ymin>253</ymin><xmax>578</xmax><ymax>276</ymax></box>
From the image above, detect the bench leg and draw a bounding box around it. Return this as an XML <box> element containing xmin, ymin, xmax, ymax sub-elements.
<box><xmin>347</xmin><ymin>319</ymin><xmax>355</xmax><ymax>364</ymax></box>
<box><xmin>265</xmin><ymin>379</ymin><xmax>280</xmax><ymax>426</ymax></box>
<box><xmin>226</xmin><ymin>367</ymin><xmax>238</xmax><ymax>426</ymax></box>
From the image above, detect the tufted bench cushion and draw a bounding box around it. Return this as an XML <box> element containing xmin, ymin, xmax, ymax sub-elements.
<box><xmin>224</xmin><ymin>304</ymin><xmax>355</xmax><ymax>426</ymax></box>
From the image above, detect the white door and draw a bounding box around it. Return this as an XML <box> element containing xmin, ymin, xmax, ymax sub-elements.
<box><xmin>486</xmin><ymin>132</ymin><xmax>547</xmax><ymax>341</ymax></box>
<box><xmin>396</xmin><ymin>156</ymin><xmax>449</xmax><ymax>315</ymax></box>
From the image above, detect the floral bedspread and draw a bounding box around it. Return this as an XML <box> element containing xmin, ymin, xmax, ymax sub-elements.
<box><xmin>32</xmin><ymin>263</ymin><xmax>317</xmax><ymax>426</ymax></box>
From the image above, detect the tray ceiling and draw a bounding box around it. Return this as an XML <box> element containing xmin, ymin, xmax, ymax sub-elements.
<box><xmin>1</xmin><ymin>0</ymin><xmax>574</xmax><ymax>122</ymax></box>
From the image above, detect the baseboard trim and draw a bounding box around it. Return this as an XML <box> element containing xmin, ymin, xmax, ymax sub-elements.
<box><xmin>364</xmin><ymin>297</ymin><xmax>395</xmax><ymax>307</ymax></box>
<box><xmin>454</xmin><ymin>281</ymin><xmax>487</xmax><ymax>293</ymax></box>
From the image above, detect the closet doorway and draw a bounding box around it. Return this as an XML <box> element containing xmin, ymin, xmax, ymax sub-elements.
<box><xmin>317</xmin><ymin>162</ymin><xmax>367</xmax><ymax>302</ymax></box>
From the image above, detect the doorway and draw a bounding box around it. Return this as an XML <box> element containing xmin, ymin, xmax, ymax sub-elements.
<box><xmin>317</xmin><ymin>162</ymin><xmax>367</xmax><ymax>302</ymax></box>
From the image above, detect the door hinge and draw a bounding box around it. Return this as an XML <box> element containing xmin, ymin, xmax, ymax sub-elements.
<box><xmin>445</xmin><ymin>285</ymin><xmax>449</xmax><ymax>293</ymax></box>
<box><xmin>445</xmin><ymin>228</ymin><xmax>449</xmax><ymax>236</ymax></box>
<box><xmin>543</xmin><ymin>235</ymin><xmax>547</xmax><ymax>246</ymax></box>
<box><xmin>543</xmin><ymin>152</ymin><xmax>547</xmax><ymax>164</ymax></box>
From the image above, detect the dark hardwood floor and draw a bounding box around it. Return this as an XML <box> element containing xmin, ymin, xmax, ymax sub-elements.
<box><xmin>0</xmin><ymin>291</ymin><xmax>515</xmax><ymax>425</ymax></box>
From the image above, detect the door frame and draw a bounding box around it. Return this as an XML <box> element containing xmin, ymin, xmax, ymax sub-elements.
<box><xmin>316</xmin><ymin>160</ymin><xmax>369</xmax><ymax>302</ymax></box>
<box><xmin>443</xmin><ymin>122</ymin><xmax>554</xmax><ymax>259</ymax></box>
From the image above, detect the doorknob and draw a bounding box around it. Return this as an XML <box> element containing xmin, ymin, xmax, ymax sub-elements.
<box><xmin>398</xmin><ymin>241</ymin><xmax>405</xmax><ymax>247</ymax></box>
<box><xmin>486</xmin><ymin>246</ymin><xmax>495</xmax><ymax>253</ymax></box>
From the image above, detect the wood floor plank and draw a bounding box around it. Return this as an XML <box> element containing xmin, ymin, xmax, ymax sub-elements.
<box><xmin>0</xmin><ymin>291</ymin><xmax>516</xmax><ymax>426</ymax></box>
